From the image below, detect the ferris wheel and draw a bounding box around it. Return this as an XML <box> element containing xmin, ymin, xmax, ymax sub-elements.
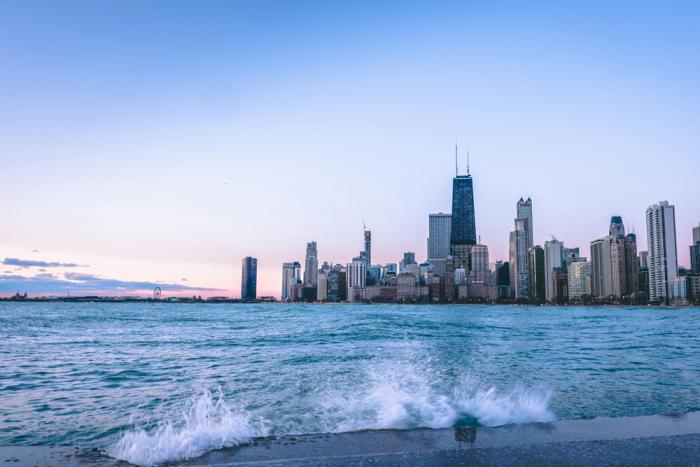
<box><xmin>153</xmin><ymin>287</ymin><xmax>162</xmax><ymax>300</ymax></box>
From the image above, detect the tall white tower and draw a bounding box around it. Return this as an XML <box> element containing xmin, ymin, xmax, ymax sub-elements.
<box><xmin>646</xmin><ymin>201</ymin><xmax>678</xmax><ymax>303</ymax></box>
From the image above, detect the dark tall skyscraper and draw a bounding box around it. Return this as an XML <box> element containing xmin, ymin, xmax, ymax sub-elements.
<box><xmin>450</xmin><ymin>146</ymin><xmax>476</xmax><ymax>269</ymax></box>
<box><xmin>528</xmin><ymin>246</ymin><xmax>546</xmax><ymax>303</ymax></box>
<box><xmin>241</xmin><ymin>256</ymin><xmax>257</xmax><ymax>301</ymax></box>
<box><xmin>363</xmin><ymin>228</ymin><xmax>371</xmax><ymax>267</ymax></box>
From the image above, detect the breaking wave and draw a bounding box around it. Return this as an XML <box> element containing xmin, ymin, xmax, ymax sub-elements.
<box><xmin>107</xmin><ymin>347</ymin><xmax>554</xmax><ymax>465</ymax></box>
<box><xmin>320</xmin><ymin>361</ymin><xmax>554</xmax><ymax>433</ymax></box>
<box><xmin>107</xmin><ymin>389</ymin><xmax>267</xmax><ymax>466</ymax></box>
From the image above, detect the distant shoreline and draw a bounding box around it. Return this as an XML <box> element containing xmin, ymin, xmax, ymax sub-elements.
<box><xmin>1</xmin><ymin>297</ymin><xmax>698</xmax><ymax>307</ymax></box>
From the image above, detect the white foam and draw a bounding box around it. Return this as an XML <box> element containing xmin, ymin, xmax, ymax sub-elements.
<box><xmin>453</xmin><ymin>374</ymin><xmax>555</xmax><ymax>427</ymax></box>
<box><xmin>318</xmin><ymin>357</ymin><xmax>554</xmax><ymax>433</ymax></box>
<box><xmin>107</xmin><ymin>390</ymin><xmax>267</xmax><ymax>466</ymax></box>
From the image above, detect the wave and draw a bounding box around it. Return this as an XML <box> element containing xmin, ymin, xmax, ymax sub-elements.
<box><xmin>107</xmin><ymin>347</ymin><xmax>554</xmax><ymax>465</ymax></box>
<box><xmin>320</xmin><ymin>362</ymin><xmax>554</xmax><ymax>433</ymax></box>
<box><xmin>107</xmin><ymin>389</ymin><xmax>267</xmax><ymax>466</ymax></box>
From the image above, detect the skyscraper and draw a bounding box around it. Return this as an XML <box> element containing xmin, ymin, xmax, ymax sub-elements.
<box><xmin>528</xmin><ymin>246</ymin><xmax>546</xmax><ymax>302</ymax></box>
<box><xmin>450</xmin><ymin>146</ymin><xmax>476</xmax><ymax>270</ymax></box>
<box><xmin>509</xmin><ymin>217</ymin><xmax>529</xmax><ymax>299</ymax></box>
<box><xmin>427</xmin><ymin>213</ymin><xmax>452</xmax><ymax>272</ymax></box>
<box><xmin>646</xmin><ymin>201</ymin><xmax>678</xmax><ymax>303</ymax></box>
<box><xmin>281</xmin><ymin>261</ymin><xmax>301</xmax><ymax>301</ymax></box>
<box><xmin>590</xmin><ymin>216</ymin><xmax>638</xmax><ymax>300</ymax></box>
<box><xmin>241</xmin><ymin>256</ymin><xmax>257</xmax><ymax>301</ymax></box>
<box><xmin>364</xmin><ymin>228</ymin><xmax>372</xmax><ymax>268</ymax></box>
<box><xmin>516</xmin><ymin>197</ymin><xmax>534</xmax><ymax>249</ymax></box>
<box><xmin>303</xmin><ymin>241</ymin><xmax>318</xmax><ymax>286</ymax></box>
<box><xmin>624</xmin><ymin>233</ymin><xmax>639</xmax><ymax>296</ymax></box>
<box><xmin>496</xmin><ymin>261</ymin><xmax>510</xmax><ymax>298</ymax></box>
<box><xmin>590</xmin><ymin>238</ymin><xmax>612</xmax><ymax>298</ymax></box>
<box><xmin>544</xmin><ymin>238</ymin><xmax>565</xmax><ymax>302</ymax></box>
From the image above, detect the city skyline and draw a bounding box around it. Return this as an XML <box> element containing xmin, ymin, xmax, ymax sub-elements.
<box><xmin>1</xmin><ymin>1</ymin><xmax>699</xmax><ymax>298</ymax></box>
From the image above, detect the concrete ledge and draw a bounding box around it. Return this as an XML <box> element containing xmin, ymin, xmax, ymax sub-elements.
<box><xmin>2</xmin><ymin>412</ymin><xmax>700</xmax><ymax>466</ymax></box>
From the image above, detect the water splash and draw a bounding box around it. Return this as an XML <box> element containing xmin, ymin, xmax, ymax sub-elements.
<box><xmin>453</xmin><ymin>374</ymin><xmax>554</xmax><ymax>427</ymax></box>
<box><xmin>318</xmin><ymin>356</ymin><xmax>554</xmax><ymax>432</ymax></box>
<box><xmin>107</xmin><ymin>389</ymin><xmax>267</xmax><ymax>466</ymax></box>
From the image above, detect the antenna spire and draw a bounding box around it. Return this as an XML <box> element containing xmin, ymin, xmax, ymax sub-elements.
<box><xmin>455</xmin><ymin>140</ymin><xmax>458</xmax><ymax>176</ymax></box>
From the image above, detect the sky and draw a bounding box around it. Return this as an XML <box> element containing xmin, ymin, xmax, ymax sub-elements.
<box><xmin>1</xmin><ymin>0</ymin><xmax>698</xmax><ymax>298</ymax></box>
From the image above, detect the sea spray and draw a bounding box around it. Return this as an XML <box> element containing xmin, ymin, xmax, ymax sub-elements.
<box><xmin>107</xmin><ymin>389</ymin><xmax>267</xmax><ymax>466</ymax></box>
<box><xmin>453</xmin><ymin>373</ymin><xmax>555</xmax><ymax>426</ymax></box>
<box><xmin>316</xmin><ymin>346</ymin><xmax>554</xmax><ymax>432</ymax></box>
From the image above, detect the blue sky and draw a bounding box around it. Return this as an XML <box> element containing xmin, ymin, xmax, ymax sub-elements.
<box><xmin>1</xmin><ymin>1</ymin><xmax>698</xmax><ymax>297</ymax></box>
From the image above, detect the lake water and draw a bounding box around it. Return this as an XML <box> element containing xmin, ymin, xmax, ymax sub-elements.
<box><xmin>1</xmin><ymin>302</ymin><xmax>698</xmax><ymax>465</ymax></box>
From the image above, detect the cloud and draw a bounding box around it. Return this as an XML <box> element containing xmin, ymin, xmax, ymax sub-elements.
<box><xmin>2</xmin><ymin>258</ymin><xmax>87</xmax><ymax>268</ymax></box>
<box><xmin>0</xmin><ymin>272</ymin><xmax>221</xmax><ymax>296</ymax></box>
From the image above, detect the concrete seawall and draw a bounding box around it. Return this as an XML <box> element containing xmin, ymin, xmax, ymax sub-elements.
<box><xmin>3</xmin><ymin>412</ymin><xmax>700</xmax><ymax>466</ymax></box>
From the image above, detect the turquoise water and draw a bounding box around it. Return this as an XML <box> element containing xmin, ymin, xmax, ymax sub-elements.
<box><xmin>1</xmin><ymin>302</ymin><xmax>699</xmax><ymax>464</ymax></box>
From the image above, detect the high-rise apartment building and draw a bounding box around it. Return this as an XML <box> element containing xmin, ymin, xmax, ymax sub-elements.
<box><xmin>646</xmin><ymin>201</ymin><xmax>678</xmax><ymax>303</ymax></box>
<box><xmin>428</xmin><ymin>213</ymin><xmax>452</xmax><ymax>263</ymax></box>
<box><xmin>528</xmin><ymin>246</ymin><xmax>545</xmax><ymax>302</ymax></box>
<box><xmin>544</xmin><ymin>239</ymin><xmax>565</xmax><ymax>302</ymax></box>
<box><xmin>347</xmin><ymin>257</ymin><xmax>367</xmax><ymax>289</ymax></box>
<box><xmin>281</xmin><ymin>261</ymin><xmax>301</xmax><ymax>301</ymax></box>
<box><xmin>450</xmin><ymin>151</ymin><xmax>477</xmax><ymax>270</ymax></box>
<box><xmin>470</xmin><ymin>244</ymin><xmax>490</xmax><ymax>282</ymax></box>
<box><xmin>241</xmin><ymin>256</ymin><xmax>257</xmax><ymax>301</ymax></box>
<box><xmin>568</xmin><ymin>261</ymin><xmax>592</xmax><ymax>299</ymax></box>
<box><xmin>303</xmin><ymin>241</ymin><xmax>318</xmax><ymax>286</ymax></box>
<box><xmin>591</xmin><ymin>238</ymin><xmax>612</xmax><ymax>298</ymax></box>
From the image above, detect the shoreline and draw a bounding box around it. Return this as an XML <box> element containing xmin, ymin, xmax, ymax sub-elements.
<box><xmin>2</xmin><ymin>412</ymin><xmax>700</xmax><ymax>466</ymax></box>
<box><xmin>1</xmin><ymin>298</ymin><xmax>698</xmax><ymax>307</ymax></box>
